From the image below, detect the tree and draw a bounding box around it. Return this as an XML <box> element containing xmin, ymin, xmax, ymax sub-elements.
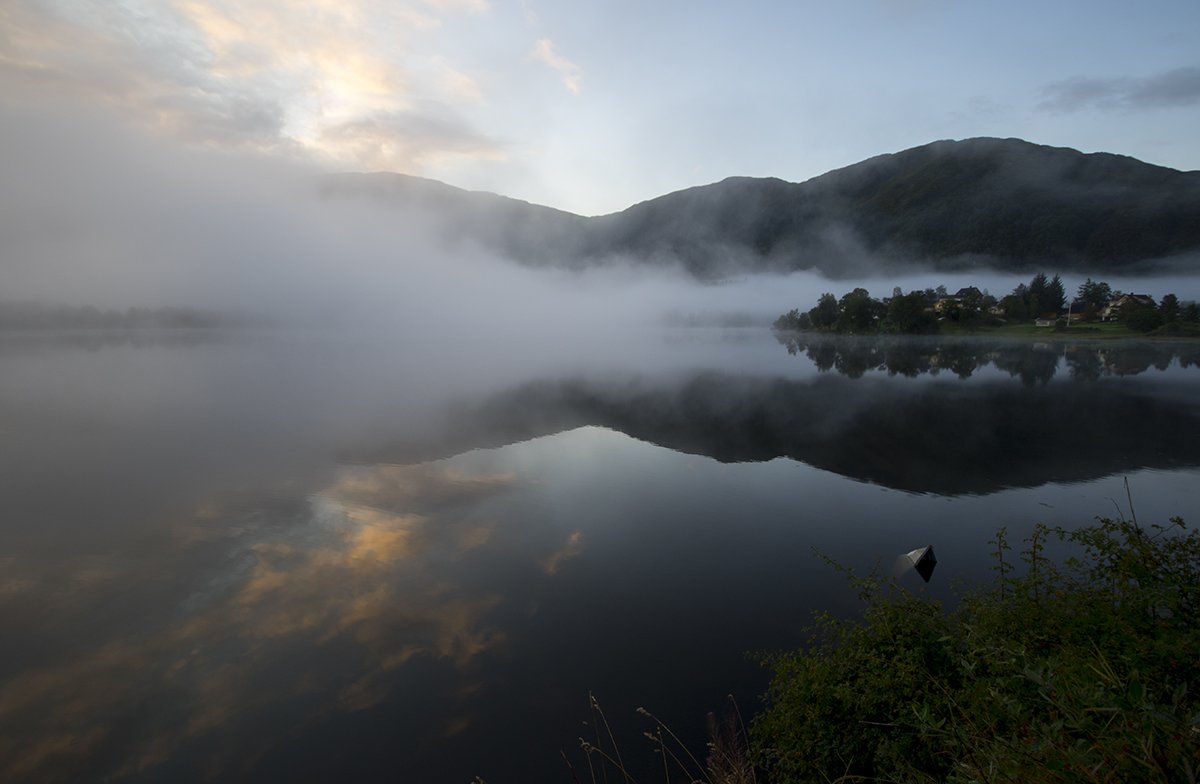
<box><xmin>956</xmin><ymin>287</ymin><xmax>985</xmax><ymax>328</ymax></box>
<box><xmin>1161</xmin><ymin>293</ymin><xmax>1180</xmax><ymax>324</ymax></box>
<box><xmin>773</xmin><ymin>309</ymin><xmax>807</xmax><ymax>331</ymax></box>
<box><xmin>1123</xmin><ymin>300</ymin><xmax>1163</xmax><ymax>333</ymax></box>
<box><xmin>836</xmin><ymin>288</ymin><xmax>883</xmax><ymax>334</ymax></box>
<box><xmin>1045</xmin><ymin>274</ymin><xmax>1066</xmax><ymax>314</ymax></box>
<box><xmin>1027</xmin><ymin>272</ymin><xmax>1049</xmax><ymax>315</ymax></box>
<box><xmin>1077</xmin><ymin>278</ymin><xmax>1113</xmax><ymax>317</ymax></box>
<box><xmin>884</xmin><ymin>290</ymin><xmax>937</xmax><ymax>334</ymax></box>
<box><xmin>809</xmin><ymin>293</ymin><xmax>839</xmax><ymax>331</ymax></box>
<box><xmin>1003</xmin><ymin>284</ymin><xmax>1032</xmax><ymax>321</ymax></box>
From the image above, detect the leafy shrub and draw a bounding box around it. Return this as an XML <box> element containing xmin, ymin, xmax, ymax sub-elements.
<box><xmin>752</xmin><ymin>515</ymin><xmax>1200</xmax><ymax>783</ymax></box>
<box><xmin>1152</xmin><ymin>321</ymin><xmax>1200</xmax><ymax>338</ymax></box>
<box><xmin>1123</xmin><ymin>303</ymin><xmax>1165</xmax><ymax>333</ymax></box>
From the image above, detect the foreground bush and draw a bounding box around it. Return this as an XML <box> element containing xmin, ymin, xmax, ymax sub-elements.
<box><xmin>752</xmin><ymin>515</ymin><xmax>1200</xmax><ymax>783</ymax></box>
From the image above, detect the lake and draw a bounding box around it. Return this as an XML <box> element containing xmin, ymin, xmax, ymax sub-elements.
<box><xmin>2</xmin><ymin>329</ymin><xmax>1198</xmax><ymax>782</ymax></box>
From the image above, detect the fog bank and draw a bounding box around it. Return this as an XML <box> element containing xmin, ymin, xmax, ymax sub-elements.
<box><xmin>4</xmin><ymin>103</ymin><xmax>1199</xmax><ymax>343</ymax></box>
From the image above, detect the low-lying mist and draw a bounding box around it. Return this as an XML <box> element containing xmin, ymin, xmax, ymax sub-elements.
<box><xmin>4</xmin><ymin>101</ymin><xmax>1199</xmax><ymax>351</ymax></box>
<box><xmin>0</xmin><ymin>103</ymin><xmax>779</xmax><ymax>334</ymax></box>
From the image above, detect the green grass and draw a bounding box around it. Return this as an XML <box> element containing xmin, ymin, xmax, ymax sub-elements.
<box><xmin>940</xmin><ymin>320</ymin><xmax>1167</xmax><ymax>339</ymax></box>
<box><xmin>563</xmin><ymin>693</ymin><xmax>757</xmax><ymax>784</ymax></box>
<box><xmin>784</xmin><ymin>319</ymin><xmax>1200</xmax><ymax>341</ymax></box>
<box><xmin>562</xmin><ymin>509</ymin><xmax>1199</xmax><ymax>783</ymax></box>
<box><xmin>752</xmin><ymin>511</ymin><xmax>1200</xmax><ymax>783</ymax></box>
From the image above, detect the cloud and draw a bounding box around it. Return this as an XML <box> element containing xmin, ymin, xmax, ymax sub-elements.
<box><xmin>965</xmin><ymin>95</ymin><xmax>1010</xmax><ymax>118</ymax></box>
<box><xmin>433</xmin><ymin>57</ymin><xmax>484</xmax><ymax>102</ymax></box>
<box><xmin>0</xmin><ymin>0</ymin><xmax>501</xmax><ymax>172</ymax></box>
<box><xmin>317</xmin><ymin>104</ymin><xmax>507</xmax><ymax>170</ymax></box>
<box><xmin>421</xmin><ymin>0</ymin><xmax>490</xmax><ymax>10</ymax></box>
<box><xmin>519</xmin><ymin>0</ymin><xmax>541</xmax><ymax>26</ymax></box>
<box><xmin>530</xmin><ymin>37</ymin><xmax>581</xmax><ymax>94</ymax></box>
<box><xmin>1130</xmin><ymin>66</ymin><xmax>1200</xmax><ymax>108</ymax></box>
<box><xmin>1038</xmin><ymin>65</ymin><xmax>1200</xmax><ymax>113</ymax></box>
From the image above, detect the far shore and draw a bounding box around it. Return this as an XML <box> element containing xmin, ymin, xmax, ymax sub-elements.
<box><xmin>775</xmin><ymin>321</ymin><xmax>1200</xmax><ymax>341</ymax></box>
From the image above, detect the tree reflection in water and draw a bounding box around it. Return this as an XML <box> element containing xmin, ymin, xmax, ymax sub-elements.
<box><xmin>775</xmin><ymin>333</ymin><xmax>1200</xmax><ymax>385</ymax></box>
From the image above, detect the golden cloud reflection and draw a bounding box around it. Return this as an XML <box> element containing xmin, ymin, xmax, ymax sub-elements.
<box><xmin>541</xmin><ymin>529</ymin><xmax>585</xmax><ymax>575</ymax></box>
<box><xmin>0</xmin><ymin>458</ymin><xmax>580</xmax><ymax>781</ymax></box>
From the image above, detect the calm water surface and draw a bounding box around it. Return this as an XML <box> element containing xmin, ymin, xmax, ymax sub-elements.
<box><xmin>2</xmin><ymin>329</ymin><xmax>1198</xmax><ymax>782</ymax></box>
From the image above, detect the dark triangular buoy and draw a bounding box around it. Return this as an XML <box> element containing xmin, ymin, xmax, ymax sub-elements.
<box><xmin>904</xmin><ymin>545</ymin><xmax>937</xmax><ymax>583</ymax></box>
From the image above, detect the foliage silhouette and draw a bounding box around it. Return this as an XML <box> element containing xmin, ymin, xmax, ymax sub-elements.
<box><xmin>753</xmin><ymin>511</ymin><xmax>1200</xmax><ymax>783</ymax></box>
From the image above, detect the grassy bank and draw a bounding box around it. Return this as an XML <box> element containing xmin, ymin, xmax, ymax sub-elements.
<box><xmin>939</xmin><ymin>320</ymin><xmax>1200</xmax><ymax>340</ymax></box>
<box><xmin>567</xmin><ymin>511</ymin><xmax>1199</xmax><ymax>783</ymax></box>
<box><xmin>752</xmin><ymin>513</ymin><xmax>1200</xmax><ymax>783</ymax></box>
<box><xmin>940</xmin><ymin>321</ymin><xmax>1130</xmax><ymax>338</ymax></box>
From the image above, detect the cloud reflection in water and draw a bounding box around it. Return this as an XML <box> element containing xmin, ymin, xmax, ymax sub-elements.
<box><xmin>0</xmin><ymin>459</ymin><xmax>568</xmax><ymax>781</ymax></box>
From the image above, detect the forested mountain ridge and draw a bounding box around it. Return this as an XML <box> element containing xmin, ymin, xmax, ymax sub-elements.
<box><xmin>323</xmin><ymin>138</ymin><xmax>1200</xmax><ymax>278</ymax></box>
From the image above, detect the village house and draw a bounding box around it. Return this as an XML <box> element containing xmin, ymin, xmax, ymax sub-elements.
<box><xmin>933</xmin><ymin>287</ymin><xmax>984</xmax><ymax>314</ymax></box>
<box><xmin>1101</xmin><ymin>294</ymin><xmax>1155</xmax><ymax>322</ymax></box>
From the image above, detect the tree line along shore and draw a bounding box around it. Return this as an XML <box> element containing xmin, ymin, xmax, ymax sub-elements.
<box><xmin>773</xmin><ymin>274</ymin><xmax>1200</xmax><ymax>337</ymax></box>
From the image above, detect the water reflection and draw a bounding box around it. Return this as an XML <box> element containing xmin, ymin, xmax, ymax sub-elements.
<box><xmin>353</xmin><ymin>366</ymin><xmax>1200</xmax><ymax>496</ymax></box>
<box><xmin>775</xmin><ymin>333</ymin><xmax>1200</xmax><ymax>383</ymax></box>
<box><xmin>0</xmin><ymin>461</ymin><xmax>557</xmax><ymax>781</ymax></box>
<box><xmin>2</xmin><ymin>333</ymin><xmax>1198</xmax><ymax>781</ymax></box>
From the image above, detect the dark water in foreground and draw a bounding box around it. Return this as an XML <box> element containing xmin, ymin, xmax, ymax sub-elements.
<box><xmin>2</xmin><ymin>330</ymin><xmax>1198</xmax><ymax>782</ymax></box>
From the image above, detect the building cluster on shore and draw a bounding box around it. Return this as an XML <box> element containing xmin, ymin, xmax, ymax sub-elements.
<box><xmin>775</xmin><ymin>274</ymin><xmax>1198</xmax><ymax>335</ymax></box>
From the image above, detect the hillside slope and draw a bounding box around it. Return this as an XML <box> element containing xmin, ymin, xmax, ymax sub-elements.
<box><xmin>324</xmin><ymin>138</ymin><xmax>1200</xmax><ymax>278</ymax></box>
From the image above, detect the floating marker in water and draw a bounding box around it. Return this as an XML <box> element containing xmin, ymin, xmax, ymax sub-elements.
<box><xmin>903</xmin><ymin>545</ymin><xmax>937</xmax><ymax>583</ymax></box>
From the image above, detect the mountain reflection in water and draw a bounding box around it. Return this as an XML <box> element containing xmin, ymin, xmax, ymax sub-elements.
<box><xmin>1</xmin><ymin>332</ymin><xmax>1197</xmax><ymax>782</ymax></box>
<box><xmin>350</xmin><ymin>337</ymin><xmax>1200</xmax><ymax>496</ymax></box>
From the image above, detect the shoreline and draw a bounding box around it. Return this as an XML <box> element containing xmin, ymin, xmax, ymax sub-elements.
<box><xmin>773</xmin><ymin>323</ymin><xmax>1200</xmax><ymax>342</ymax></box>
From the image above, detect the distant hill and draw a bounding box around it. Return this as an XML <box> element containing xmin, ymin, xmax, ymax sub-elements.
<box><xmin>323</xmin><ymin>138</ymin><xmax>1200</xmax><ymax>278</ymax></box>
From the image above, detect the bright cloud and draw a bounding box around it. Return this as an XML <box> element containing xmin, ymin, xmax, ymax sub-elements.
<box><xmin>0</xmin><ymin>0</ymin><xmax>503</xmax><ymax>173</ymax></box>
<box><xmin>317</xmin><ymin>106</ymin><xmax>506</xmax><ymax>171</ymax></box>
<box><xmin>420</xmin><ymin>0</ymin><xmax>491</xmax><ymax>11</ymax></box>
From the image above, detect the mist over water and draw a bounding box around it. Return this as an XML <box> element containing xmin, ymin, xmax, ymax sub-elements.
<box><xmin>6</xmin><ymin>104</ymin><xmax>1199</xmax><ymax>342</ymax></box>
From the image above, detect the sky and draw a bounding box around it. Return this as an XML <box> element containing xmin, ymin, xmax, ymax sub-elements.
<box><xmin>1</xmin><ymin>0</ymin><xmax>1199</xmax><ymax>216</ymax></box>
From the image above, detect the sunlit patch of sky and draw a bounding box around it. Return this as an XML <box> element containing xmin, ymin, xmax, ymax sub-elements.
<box><xmin>1</xmin><ymin>0</ymin><xmax>1198</xmax><ymax>215</ymax></box>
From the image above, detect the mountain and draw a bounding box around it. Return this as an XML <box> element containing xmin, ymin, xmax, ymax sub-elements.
<box><xmin>324</xmin><ymin>138</ymin><xmax>1200</xmax><ymax>278</ymax></box>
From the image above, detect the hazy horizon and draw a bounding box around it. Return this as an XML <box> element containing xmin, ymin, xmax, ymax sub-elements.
<box><xmin>3</xmin><ymin>102</ymin><xmax>1199</xmax><ymax>327</ymax></box>
<box><xmin>3</xmin><ymin>1</ymin><xmax>1199</xmax><ymax>215</ymax></box>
